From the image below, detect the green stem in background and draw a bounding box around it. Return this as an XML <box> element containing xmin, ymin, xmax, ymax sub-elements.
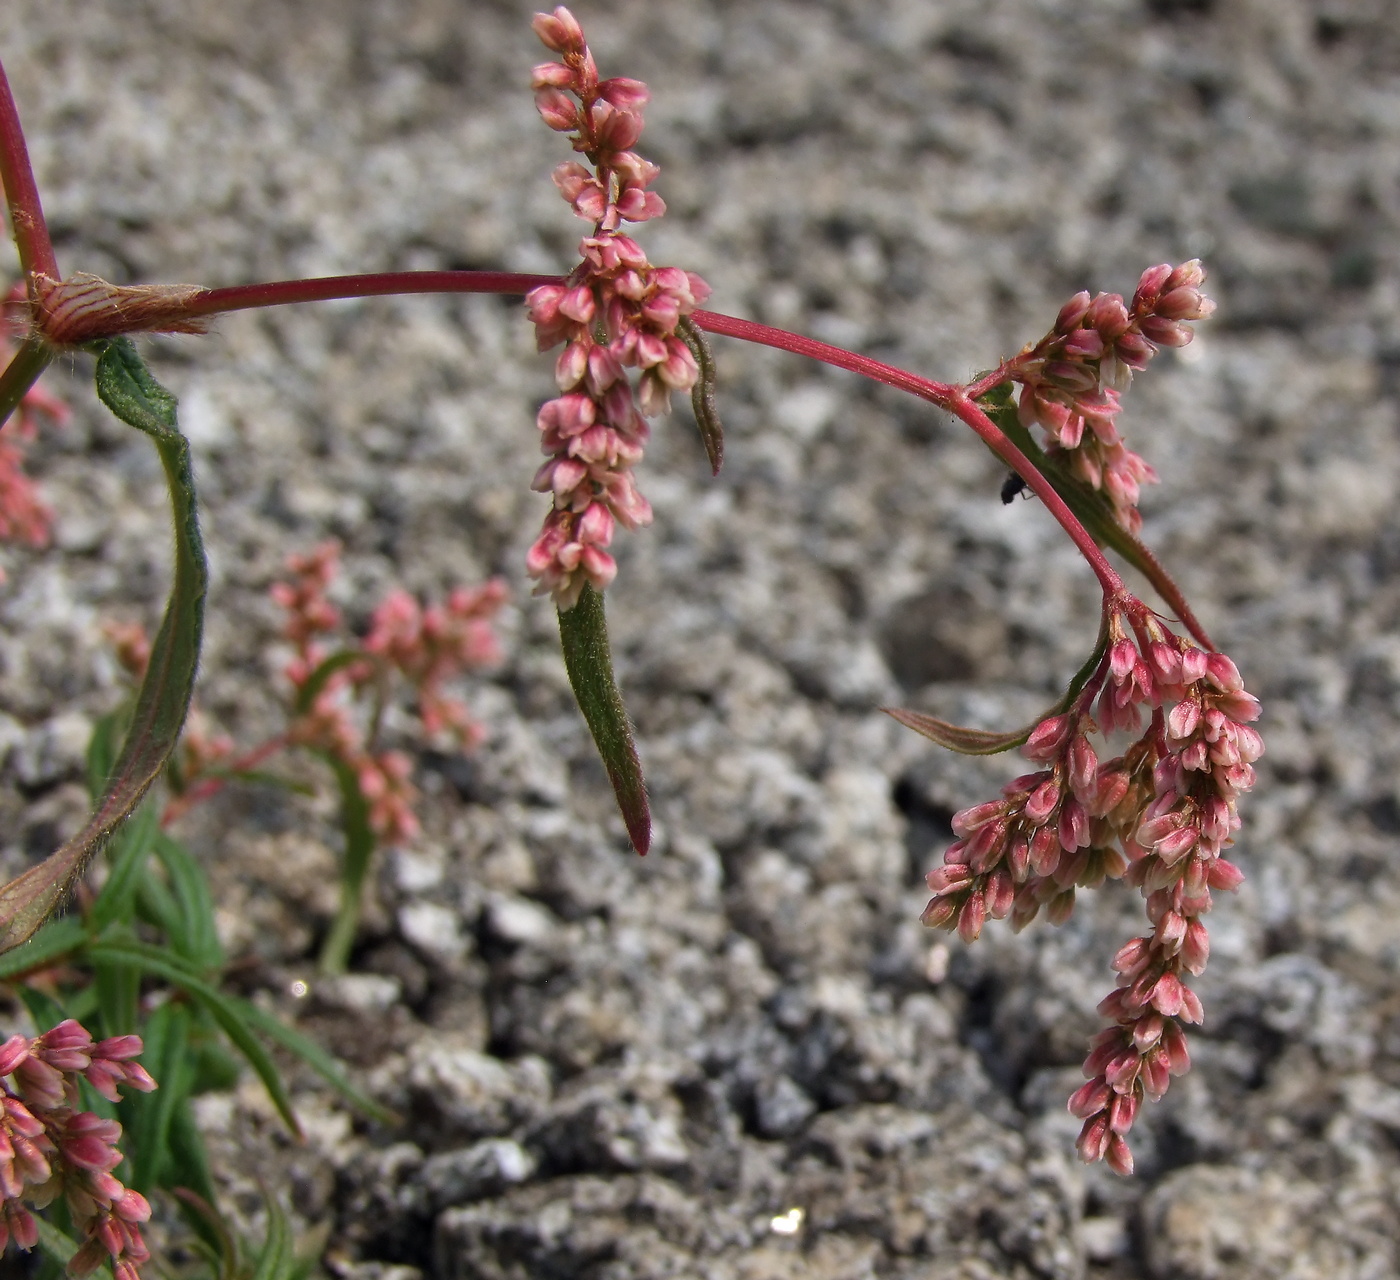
<box><xmin>0</xmin><ymin>58</ymin><xmax>58</xmax><ymax>282</ymax></box>
<box><xmin>0</xmin><ymin>336</ymin><xmax>52</xmax><ymax>430</ymax></box>
<box><xmin>318</xmin><ymin>755</ymin><xmax>376</xmax><ymax>975</ymax></box>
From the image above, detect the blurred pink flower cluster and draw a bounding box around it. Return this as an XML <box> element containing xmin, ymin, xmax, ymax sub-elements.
<box><xmin>922</xmin><ymin>600</ymin><xmax>1261</xmax><ymax>1173</ymax></box>
<box><xmin>0</xmin><ymin>1019</ymin><xmax>156</xmax><ymax>1280</ymax></box>
<box><xmin>1011</xmin><ymin>262</ymin><xmax>1215</xmax><ymax>534</ymax></box>
<box><xmin>0</xmin><ymin>283</ymin><xmax>67</xmax><ymax>557</ymax></box>
<box><xmin>523</xmin><ymin>6</ymin><xmax>711</xmax><ymax>608</ymax></box>
<box><xmin>272</xmin><ymin>541</ymin><xmax>507</xmax><ymax>842</ymax></box>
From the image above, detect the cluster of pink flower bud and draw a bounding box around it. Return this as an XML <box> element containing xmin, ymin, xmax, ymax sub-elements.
<box><xmin>272</xmin><ymin>543</ymin><xmax>505</xmax><ymax>843</ymax></box>
<box><xmin>0</xmin><ymin>283</ymin><xmax>67</xmax><ymax>556</ymax></box>
<box><xmin>1011</xmin><ymin>263</ymin><xmax>1215</xmax><ymax>534</ymax></box>
<box><xmin>523</xmin><ymin>7</ymin><xmax>711</xmax><ymax>609</ymax></box>
<box><xmin>363</xmin><ymin>581</ymin><xmax>507</xmax><ymax>743</ymax></box>
<box><xmin>0</xmin><ymin>1019</ymin><xmax>156</xmax><ymax>1280</ymax></box>
<box><xmin>922</xmin><ymin>599</ymin><xmax>1261</xmax><ymax>1174</ymax></box>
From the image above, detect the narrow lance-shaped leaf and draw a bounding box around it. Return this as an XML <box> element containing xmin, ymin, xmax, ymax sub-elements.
<box><xmin>0</xmin><ymin>338</ymin><xmax>207</xmax><ymax>953</ymax></box>
<box><xmin>885</xmin><ymin>616</ymin><xmax>1108</xmax><ymax>755</ymax></box>
<box><xmin>557</xmin><ymin>584</ymin><xmax>650</xmax><ymax>854</ymax></box>
<box><xmin>978</xmin><ymin>383</ymin><xmax>1213</xmax><ymax>650</ymax></box>
<box><xmin>677</xmin><ymin>316</ymin><xmax>724</xmax><ymax>475</ymax></box>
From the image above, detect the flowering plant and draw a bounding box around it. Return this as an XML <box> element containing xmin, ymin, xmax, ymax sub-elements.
<box><xmin>0</xmin><ymin>0</ymin><xmax>1260</xmax><ymax>1206</ymax></box>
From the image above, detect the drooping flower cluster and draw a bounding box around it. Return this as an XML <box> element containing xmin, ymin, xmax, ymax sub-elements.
<box><xmin>272</xmin><ymin>542</ymin><xmax>506</xmax><ymax>842</ymax></box>
<box><xmin>0</xmin><ymin>1019</ymin><xmax>156</xmax><ymax>1280</ymax></box>
<box><xmin>922</xmin><ymin>599</ymin><xmax>1261</xmax><ymax>1173</ymax></box>
<box><xmin>1011</xmin><ymin>263</ymin><xmax>1215</xmax><ymax>534</ymax></box>
<box><xmin>523</xmin><ymin>6</ymin><xmax>711</xmax><ymax>608</ymax></box>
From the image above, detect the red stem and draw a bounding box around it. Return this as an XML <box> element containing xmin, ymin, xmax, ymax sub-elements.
<box><xmin>126</xmin><ymin>269</ymin><xmax>1122</xmax><ymax>600</ymax></box>
<box><xmin>0</xmin><ymin>58</ymin><xmax>58</xmax><ymax>282</ymax></box>
<box><xmin>946</xmin><ymin>395</ymin><xmax>1125</xmax><ymax>597</ymax></box>
<box><xmin>160</xmin><ymin>733</ymin><xmax>289</xmax><ymax>828</ymax></box>
<box><xmin>181</xmin><ymin>271</ymin><xmax>558</xmax><ymax>319</ymax></box>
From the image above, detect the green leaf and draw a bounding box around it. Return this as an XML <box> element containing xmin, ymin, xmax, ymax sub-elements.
<box><xmin>151</xmin><ymin>832</ymin><xmax>225</xmax><ymax>971</ymax></box>
<box><xmin>317</xmin><ymin>755</ymin><xmax>376</xmax><ymax>976</ymax></box>
<box><xmin>16</xmin><ymin>983</ymin><xmax>71</xmax><ymax>1033</ymax></box>
<box><xmin>677</xmin><ymin>316</ymin><xmax>724</xmax><ymax>475</ymax></box>
<box><xmin>234</xmin><ymin>994</ymin><xmax>396</xmax><ymax>1125</ymax></box>
<box><xmin>89</xmin><ymin>802</ymin><xmax>158</xmax><ymax>932</ymax></box>
<box><xmin>251</xmin><ymin>1191</ymin><xmax>295</xmax><ymax>1280</ymax></box>
<box><xmin>557</xmin><ymin>584</ymin><xmax>650</xmax><ymax>855</ymax></box>
<box><xmin>85</xmin><ymin>939</ymin><xmax>303</xmax><ymax>1138</ymax></box>
<box><xmin>0</xmin><ymin>915</ymin><xmax>88</xmax><ymax>981</ymax></box>
<box><xmin>34</xmin><ymin>1215</ymin><xmax>109</xmax><ymax>1277</ymax></box>
<box><xmin>119</xmin><ymin>999</ymin><xmax>193</xmax><ymax>1193</ymax></box>
<box><xmin>86</xmin><ymin>709</ymin><xmax>129</xmax><ymax>804</ymax></box>
<box><xmin>0</xmin><ymin>338</ymin><xmax>207</xmax><ymax>953</ymax></box>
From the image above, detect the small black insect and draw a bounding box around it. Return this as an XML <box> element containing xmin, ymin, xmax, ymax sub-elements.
<box><xmin>1000</xmin><ymin>471</ymin><xmax>1028</xmax><ymax>504</ymax></box>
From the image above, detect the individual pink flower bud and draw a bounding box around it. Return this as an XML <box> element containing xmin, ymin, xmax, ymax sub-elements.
<box><xmin>1104</xmin><ymin>1049</ymin><xmax>1142</xmax><ymax>1092</ymax></box>
<box><xmin>1069</xmin><ymin>735</ymin><xmax>1098</xmax><ymax>797</ymax></box>
<box><xmin>1024</xmin><ymin>779</ymin><xmax>1060</xmax><ymax>826</ymax></box>
<box><xmin>1062</xmin><ymin>328</ymin><xmax>1104</xmax><ymax>359</ymax></box>
<box><xmin>1207</xmin><ymin>858</ymin><xmax>1245</xmax><ymax>891</ymax></box>
<box><xmin>952</xmin><ymin>800</ymin><xmax>1004</xmax><ymax>837</ymax></box>
<box><xmin>531</xmin><ymin>61</ymin><xmax>576</xmax><ymax>90</ymax></box>
<box><xmin>1162</xmin><ymin>1021</ymin><xmax>1191</xmax><ymax>1074</ymax></box>
<box><xmin>1029</xmin><ymin>824</ymin><xmax>1060</xmax><ymax>877</ymax></box>
<box><xmin>1166</xmin><ymin>259</ymin><xmax>1206</xmax><ymax>290</ymax></box>
<box><xmin>534</xmin><ymin>88</ymin><xmax>579</xmax><ymax>132</ymax></box>
<box><xmin>1006</xmin><ymin>834</ymin><xmax>1030</xmax><ymax>883</ymax></box>
<box><xmin>1023</xmin><ymin>714</ymin><xmax>1071</xmax><ymax>761</ymax></box>
<box><xmin>1139</xmin><ymin>1046</ymin><xmax>1170</xmax><ymax>1099</ymax></box>
<box><xmin>921</xmin><ymin>895</ymin><xmax>960</xmax><ymax>929</ymax></box>
<box><xmin>925</xmin><ymin>864</ymin><xmax>974</xmax><ymax>893</ymax></box>
<box><xmin>1076</xmin><ymin>1114</ymin><xmax>1111</xmax><ymax>1163</ymax></box>
<box><xmin>957</xmin><ymin>891</ymin><xmax>987</xmax><ymax>943</ymax></box>
<box><xmin>1106</xmin><ymin>1134</ymin><xmax>1134</xmax><ymax>1176</ymax></box>
<box><xmin>986</xmin><ymin>869</ymin><xmax>1015</xmax><ymax>919</ymax></box>
<box><xmin>1179</xmin><ymin>987</ymin><xmax>1205</xmax><ymax>1024</ymax></box>
<box><xmin>1132</xmin><ymin>1012</ymin><xmax>1165</xmax><ymax>1052</ymax></box>
<box><xmin>1112</xmin><ymin>936</ymin><xmax>1150</xmax><ymax>975</ymax></box>
<box><xmin>1069</xmin><ymin>1078</ymin><xmax>1111</xmax><ymax>1118</ymax></box>
<box><xmin>1046</xmin><ymin>888</ymin><xmax>1076</xmax><ymax>925</ymax></box>
<box><xmin>1113</xmin><ymin>331</ymin><xmax>1154</xmax><ymax>370</ymax></box>
<box><xmin>1109</xmin><ymin>638</ymin><xmax>1138</xmax><ymax>682</ymax></box>
<box><xmin>0</xmin><ymin>1034</ymin><xmax>29</xmax><ymax>1075</ymax></box>
<box><xmin>1140</xmin><ymin>316</ymin><xmax>1192</xmax><ymax>347</ymax></box>
<box><xmin>1154</xmin><ymin>911</ymin><xmax>1187</xmax><ymax>952</ymax></box>
<box><xmin>1156</xmin><ymin>287</ymin><xmax>1214</xmax><ymax>321</ymax></box>
<box><xmin>1108</xmin><ymin>1090</ymin><xmax>1139</xmax><ymax>1134</ymax></box>
<box><xmin>597</xmin><ymin>77</ymin><xmax>651</xmax><ymax>109</ymax></box>
<box><xmin>1055</xmin><ymin>291</ymin><xmax>1092</xmax><ymax>333</ymax></box>
<box><xmin>1132</xmin><ymin>264</ymin><xmax>1173</xmax><ymax>312</ymax></box>
<box><xmin>1058</xmin><ymin>799</ymin><xmax>1089</xmax><ymax>851</ymax></box>
<box><xmin>1087</xmin><ymin>293</ymin><xmax>1131</xmax><ymax>338</ymax></box>
<box><xmin>1181</xmin><ymin>920</ymin><xmax>1210</xmax><ymax>973</ymax></box>
<box><xmin>532</xmin><ymin>6</ymin><xmax>586</xmax><ymax>53</ymax></box>
<box><xmin>1149</xmin><ymin>972</ymin><xmax>1185</xmax><ymax>1017</ymax></box>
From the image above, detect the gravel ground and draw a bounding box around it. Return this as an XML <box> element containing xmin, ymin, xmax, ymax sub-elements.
<box><xmin>3</xmin><ymin>1</ymin><xmax>1400</xmax><ymax>1277</ymax></box>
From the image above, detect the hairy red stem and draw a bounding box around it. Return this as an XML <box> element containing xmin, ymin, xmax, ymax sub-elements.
<box><xmin>0</xmin><ymin>59</ymin><xmax>58</xmax><ymax>283</ymax></box>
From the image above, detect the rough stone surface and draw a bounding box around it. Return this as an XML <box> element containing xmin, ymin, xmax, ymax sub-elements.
<box><xmin>3</xmin><ymin>1</ymin><xmax>1400</xmax><ymax>1277</ymax></box>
